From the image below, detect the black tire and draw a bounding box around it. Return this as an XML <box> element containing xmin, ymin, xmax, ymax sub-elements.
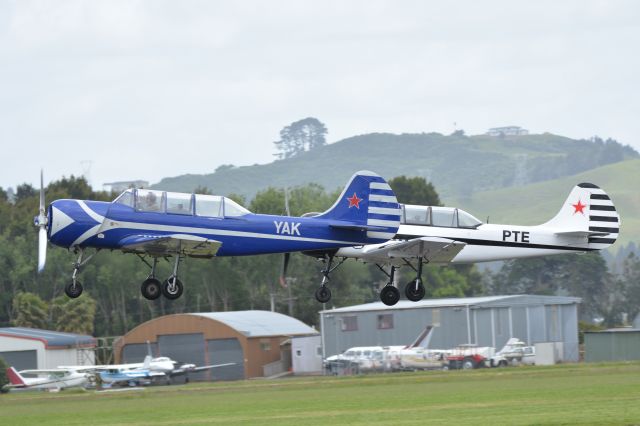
<box><xmin>380</xmin><ymin>286</ymin><xmax>400</xmax><ymax>306</ymax></box>
<box><xmin>65</xmin><ymin>281</ymin><xmax>83</xmax><ymax>298</ymax></box>
<box><xmin>141</xmin><ymin>278</ymin><xmax>162</xmax><ymax>300</ymax></box>
<box><xmin>162</xmin><ymin>277</ymin><xmax>184</xmax><ymax>300</ymax></box>
<box><xmin>315</xmin><ymin>286</ymin><xmax>331</xmax><ymax>303</ymax></box>
<box><xmin>405</xmin><ymin>279</ymin><xmax>425</xmax><ymax>302</ymax></box>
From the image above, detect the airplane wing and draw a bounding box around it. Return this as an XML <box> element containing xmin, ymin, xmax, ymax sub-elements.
<box><xmin>169</xmin><ymin>362</ymin><xmax>237</xmax><ymax>377</ymax></box>
<box><xmin>118</xmin><ymin>234</ymin><xmax>222</xmax><ymax>258</ymax></box>
<box><xmin>346</xmin><ymin>237</ymin><xmax>466</xmax><ymax>265</ymax></box>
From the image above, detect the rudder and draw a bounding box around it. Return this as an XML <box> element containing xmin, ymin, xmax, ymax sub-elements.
<box><xmin>315</xmin><ymin>170</ymin><xmax>401</xmax><ymax>242</ymax></box>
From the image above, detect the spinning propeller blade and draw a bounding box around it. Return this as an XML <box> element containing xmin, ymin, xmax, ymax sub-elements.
<box><xmin>36</xmin><ymin>169</ymin><xmax>48</xmax><ymax>273</ymax></box>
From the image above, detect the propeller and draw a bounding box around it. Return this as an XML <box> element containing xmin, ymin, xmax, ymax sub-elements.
<box><xmin>35</xmin><ymin>170</ymin><xmax>48</xmax><ymax>273</ymax></box>
<box><xmin>279</xmin><ymin>188</ymin><xmax>291</xmax><ymax>288</ymax></box>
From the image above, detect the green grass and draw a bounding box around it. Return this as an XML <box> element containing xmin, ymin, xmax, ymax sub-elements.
<box><xmin>449</xmin><ymin>159</ymin><xmax>640</xmax><ymax>247</ymax></box>
<box><xmin>2</xmin><ymin>362</ymin><xmax>640</xmax><ymax>425</ymax></box>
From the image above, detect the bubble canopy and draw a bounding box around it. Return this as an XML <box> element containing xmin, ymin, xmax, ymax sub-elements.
<box><xmin>113</xmin><ymin>189</ymin><xmax>251</xmax><ymax>218</ymax></box>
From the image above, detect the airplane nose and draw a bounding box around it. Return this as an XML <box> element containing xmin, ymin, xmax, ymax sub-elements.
<box><xmin>47</xmin><ymin>200</ymin><xmax>103</xmax><ymax>248</ymax></box>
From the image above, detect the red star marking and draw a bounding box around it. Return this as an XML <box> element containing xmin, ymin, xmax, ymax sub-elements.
<box><xmin>346</xmin><ymin>192</ymin><xmax>362</xmax><ymax>209</ymax></box>
<box><xmin>572</xmin><ymin>199</ymin><xmax>586</xmax><ymax>215</ymax></box>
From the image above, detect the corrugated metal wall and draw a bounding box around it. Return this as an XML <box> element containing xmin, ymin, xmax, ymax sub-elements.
<box><xmin>207</xmin><ymin>338</ymin><xmax>245</xmax><ymax>380</ymax></box>
<box><xmin>322</xmin><ymin>299</ymin><xmax>579</xmax><ymax>362</ymax></box>
<box><xmin>122</xmin><ymin>342</ymin><xmax>158</xmax><ymax>363</ymax></box>
<box><xmin>585</xmin><ymin>331</ymin><xmax>640</xmax><ymax>362</ymax></box>
<box><xmin>158</xmin><ymin>333</ymin><xmax>207</xmax><ymax>381</ymax></box>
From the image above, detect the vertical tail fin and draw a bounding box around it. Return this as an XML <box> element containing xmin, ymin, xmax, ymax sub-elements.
<box><xmin>315</xmin><ymin>170</ymin><xmax>401</xmax><ymax>242</ymax></box>
<box><xmin>6</xmin><ymin>367</ymin><xmax>26</xmax><ymax>386</ymax></box>
<box><xmin>543</xmin><ymin>183</ymin><xmax>620</xmax><ymax>249</ymax></box>
<box><xmin>142</xmin><ymin>355</ymin><xmax>152</xmax><ymax>370</ymax></box>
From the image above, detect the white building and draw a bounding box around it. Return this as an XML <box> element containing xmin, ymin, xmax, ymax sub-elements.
<box><xmin>486</xmin><ymin>126</ymin><xmax>529</xmax><ymax>136</ymax></box>
<box><xmin>291</xmin><ymin>335</ymin><xmax>323</xmax><ymax>375</ymax></box>
<box><xmin>0</xmin><ymin>327</ymin><xmax>96</xmax><ymax>370</ymax></box>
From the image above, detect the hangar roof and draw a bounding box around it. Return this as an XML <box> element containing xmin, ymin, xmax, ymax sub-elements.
<box><xmin>321</xmin><ymin>294</ymin><xmax>581</xmax><ymax>314</ymax></box>
<box><xmin>193</xmin><ymin>310</ymin><xmax>318</xmax><ymax>337</ymax></box>
<box><xmin>0</xmin><ymin>327</ymin><xmax>96</xmax><ymax>349</ymax></box>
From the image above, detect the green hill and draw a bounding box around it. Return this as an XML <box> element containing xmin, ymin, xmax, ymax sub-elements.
<box><xmin>449</xmin><ymin>159</ymin><xmax>640</xmax><ymax>246</ymax></box>
<box><xmin>154</xmin><ymin>132</ymin><xmax>636</xmax><ymax>200</ymax></box>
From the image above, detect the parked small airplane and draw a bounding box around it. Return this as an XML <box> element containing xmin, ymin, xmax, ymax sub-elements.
<box><xmin>4</xmin><ymin>367</ymin><xmax>91</xmax><ymax>391</ymax></box>
<box><xmin>60</xmin><ymin>355</ymin><xmax>235</xmax><ymax>387</ymax></box>
<box><xmin>35</xmin><ymin>171</ymin><xmax>400</xmax><ymax>302</ymax></box>
<box><xmin>310</xmin><ymin>183</ymin><xmax>620</xmax><ymax>305</ymax></box>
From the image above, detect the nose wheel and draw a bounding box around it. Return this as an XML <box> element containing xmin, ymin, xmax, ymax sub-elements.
<box><xmin>315</xmin><ymin>286</ymin><xmax>331</xmax><ymax>303</ymax></box>
<box><xmin>65</xmin><ymin>280</ymin><xmax>83</xmax><ymax>298</ymax></box>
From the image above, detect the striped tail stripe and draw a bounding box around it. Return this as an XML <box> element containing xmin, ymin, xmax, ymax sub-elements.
<box><xmin>587</xmin><ymin>188</ymin><xmax>619</xmax><ymax>246</ymax></box>
<box><xmin>366</xmin><ymin>181</ymin><xmax>400</xmax><ymax>240</ymax></box>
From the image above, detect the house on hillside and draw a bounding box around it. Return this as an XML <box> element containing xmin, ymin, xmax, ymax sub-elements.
<box><xmin>486</xmin><ymin>126</ymin><xmax>529</xmax><ymax>136</ymax></box>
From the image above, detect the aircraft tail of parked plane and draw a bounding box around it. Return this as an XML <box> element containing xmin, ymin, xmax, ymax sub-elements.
<box><xmin>6</xmin><ymin>367</ymin><xmax>26</xmax><ymax>387</ymax></box>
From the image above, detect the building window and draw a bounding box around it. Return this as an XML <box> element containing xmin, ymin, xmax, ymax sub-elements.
<box><xmin>341</xmin><ymin>316</ymin><xmax>358</xmax><ymax>332</ymax></box>
<box><xmin>377</xmin><ymin>314</ymin><xmax>394</xmax><ymax>329</ymax></box>
<box><xmin>316</xmin><ymin>346</ymin><xmax>322</xmax><ymax>357</ymax></box>
<box><xmin>295</xmin><ymin>349</ymin><xmax>302</xmax><ymax>357</ymax></box>
<box><xmin>260</xmin><ymin>340</ymin><xmax>271</xmax><ymax>351</ymax></box>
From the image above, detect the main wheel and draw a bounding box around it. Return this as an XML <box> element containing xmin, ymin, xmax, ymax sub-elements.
<box><xmin>380</xmin><ymin>286</ymin><xmax>400</xmax><ymax>306</ymax></box>
<box><xmin>405</xmin><ymin>279</ymin><xmax>425</xmax><ymax>302</ymax></box>
<box><xmin>65</xmin><ymin>281</ymin><xmax>83</xmax><ymax>298</ymax></box>
<box><xmin>141</xmin><ymin>278</ymin><xmax>162</xmax><ymax>300</ymax></box>
<box><xmin>162</xmin><ymin>277</ymin><xmax>184</xmax><ymax>300</ymax></box>
<box><xmin>462</xmin><ymin>357</ymin><xmax>475</xmax><ymax>370</ymax></box>
<box><xmin>315</xmin><ymin>286</ymin><xmax>331</xmax><ymax>303</ymax></box>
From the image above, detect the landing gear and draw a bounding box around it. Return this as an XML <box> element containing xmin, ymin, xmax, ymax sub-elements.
<box><xmin>141</xmin><ymin>278</ymin><xmax>162</xmax><ymax>300</ymax></box>
<box><xmin>138</xmin><ymin>254</ymin><xmax>185</xmax><ymax>300</ymax></box>
<box><xmin>377</xmin><ymin>265</ymin><xmax>400</xmax><ymax>306</ymax></box>
<box><xmin>140</xmin><ymin>257</ymin><xmax>162</xmax><ymax>300</ymax></box>
<box><xmin>315</xmin><ymin>286</ymin><xmax>331</xmax><ymax>303</ymax></box>
<box><xmin>405</xmin><ymin>279</ymin><xmax>425</xmax><ymax>302</ymax></box>
<box><xmin>380</xmin><ymin>285</ymin><xmax>400</xmax><ymax>306</ymax></box>
<box><xmin>65</xmin><ymin>280</ymin><xmax>83</xmax><ymax>298</ymax></box>
<box><xmin>314</xmin><ymin>255</ymin><xmax>345</xmax><ymax>304</ymax></box>
<box><xmin>64</xmin><ymin>248</ymin><xmax>97</xmax><ymax>298</ymax></box>
<box><xmin>162</xmin><ymin>277</ymin><xmax>184</xmax><ymax>300</ymax></box>
<box><xmin>403</xmin><ymin>257</ymin><xmax>426</xmax><ymax>302</ymax></box>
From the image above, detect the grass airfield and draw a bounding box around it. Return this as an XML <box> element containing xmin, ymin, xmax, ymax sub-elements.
<box><xmin>2</xmin><ymin>362</ymin><xmax>640</xmax><ymax>425</ymax></box>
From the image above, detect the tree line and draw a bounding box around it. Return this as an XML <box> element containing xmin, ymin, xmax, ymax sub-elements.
<box><xmin>0</xmin><ymin>175</ymin><xmax>638</xmax><ymax>338</ymax></box>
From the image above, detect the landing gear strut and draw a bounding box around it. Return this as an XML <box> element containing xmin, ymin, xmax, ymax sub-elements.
<box><xmin>314</xmin><ymin>255</ymin><xmax>345</xmax><ymax>303</ymax></box>
<box><xmin>404</xmin><ymin>258</ymin><xmax>426</xmax><ymax>302</ymax></box>
<box><xmin>141</xmin><ymin>258</ymin><xmax>161</xmax><ymax>300</ymax></box>
<box><xmin>378</xmin><ymin>265</ymin><xmax>400</xmax><ymax>306</ymax></box>
<box><xmin>162</xmin><ymin>254</ymin><xmax>184</xmax><ymax>300</ymax></box>
<box><xmin>64</xmin><ymin>248</ymin><xmax>98</xmax><ymax>298</ymax></box>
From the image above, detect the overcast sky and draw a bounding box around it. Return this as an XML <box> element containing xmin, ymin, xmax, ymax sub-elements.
<box><xmin>1</xmin><ymin>0</ymin><xmax>639</xmax><ymax>190</ymax></box>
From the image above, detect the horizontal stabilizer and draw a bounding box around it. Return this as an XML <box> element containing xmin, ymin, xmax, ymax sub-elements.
<box><xmin>554</xmin><ymin>230</ymin><xmax>611</xmax><ymax>238</ymax></box>
<box><xmin>329</xmin><ymin>222</ymin><xmax>389</xmax><ymax>232</ymax></box>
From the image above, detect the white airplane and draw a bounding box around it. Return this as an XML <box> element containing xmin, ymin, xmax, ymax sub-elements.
<box><xmin>60</xmin><ymin>355</ymin><xmax>234</xmax><ymax>386</ymax></box>
<box><xmin>317</xmin><ymin>183</ymin><xmax>620</xmax><ymax>305</ymax></box>
<box><xmin>4</xmin><ymin>367</ymin><xmax>91</xmax><ymax>391</ymax></box>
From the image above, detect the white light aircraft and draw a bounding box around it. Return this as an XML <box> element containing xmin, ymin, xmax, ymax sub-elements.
<box><xmin>4</xmin><ymin>367</ymin><xmax>91</xmax><ymax>391</ymax></box>
<box><xmin>314</xmin><ymin>183</ymin><xmax>620</xmax><ymax>305</ymax></box>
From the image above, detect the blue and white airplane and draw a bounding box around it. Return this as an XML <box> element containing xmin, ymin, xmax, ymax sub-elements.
<box><xmin>35</xmin><ymin>171</ymin><xmax>401</xmax><ymax>302</ymax></box>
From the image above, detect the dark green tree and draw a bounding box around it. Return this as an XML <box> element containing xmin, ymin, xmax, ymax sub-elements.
<box><xmin>12</xmin><ymin>292</ymin><xmax>49</xmax><ymax>329</ymax></box>
<box><xmin>274</xmin><ymin>117</ymin><xmax>328</xmax><ymax>159</ymax></box>
<box><xmin>388</xmin><ymin>176</ymin><xmax>441</xmax><ymax>206</ymax></box>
